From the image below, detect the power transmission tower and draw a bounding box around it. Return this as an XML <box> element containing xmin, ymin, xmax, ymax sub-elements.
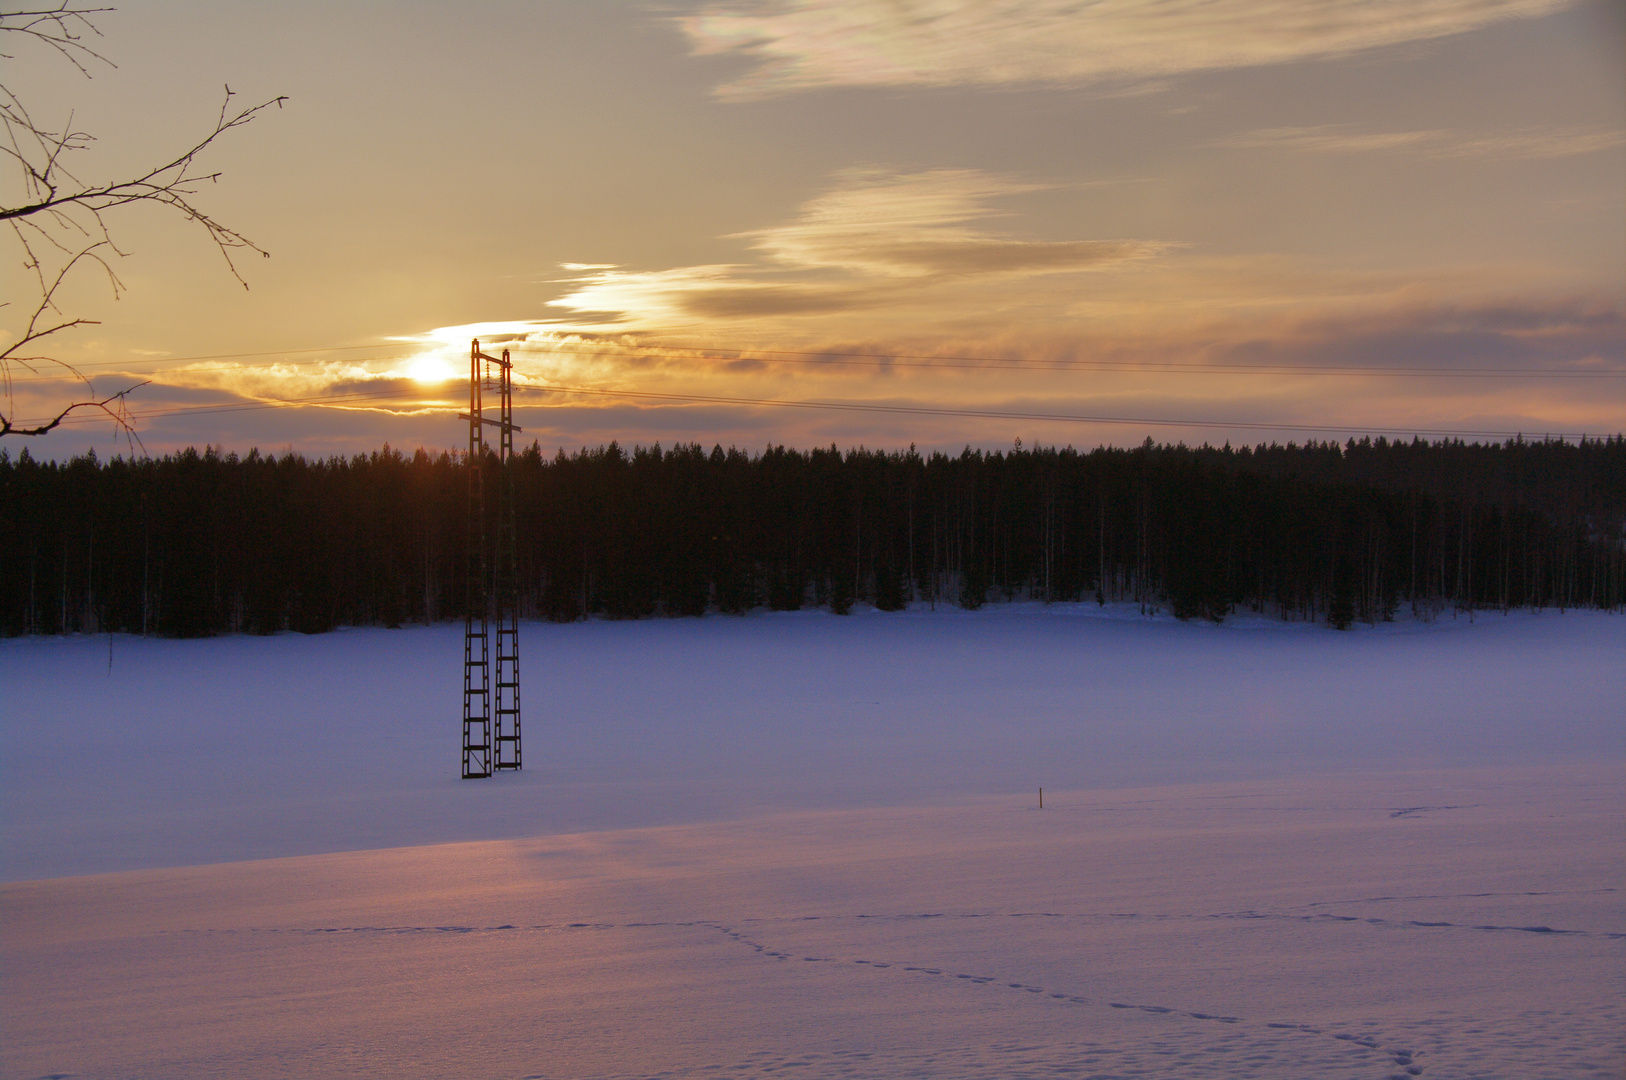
<box><xmin>460</xmin><ymin>339</ymin><xmax>523</xmax><ymax>778</ymax></box>
<box><xmin>492</xmin><ymin>345</ymin><xmax>522</xmax><ymax>771</ymax></box>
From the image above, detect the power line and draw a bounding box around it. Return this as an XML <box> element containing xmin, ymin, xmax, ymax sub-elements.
<box><xmin>18</xmin><ymin>343</ymin><xmax>412</xmax><ymax>370</ymax></box>
<box><xmin>12</xmin><ymin>336</ymin><xmax>1622</xmax><ymax>380</ymax></box>
<box><xmin>43</xmin><ymin>387</ymin><xmax>443</xmax><ymax>427</ymax></box>
<box><xmin>3</xmin><ymin>349</ymin><xmax>420</xmax><ymax>381</ymax></box>
<box><xmin>512</xmin><ymin>381</ymin><xmax>1597</xmax><ymax>442</ymax></box>
<box><xmin>35</xmin><ymin>377</ymin><xmax>1590</xmax><ymax>442</ymax></box>
<box><xmin>522</xmin><ymin>339</ymin><xmax>1626</xmax><ymax>380</ymax></box>
<box><xmin>25</xmin><ymin>362</ymin><xmax>1613</xmax><ymax>443</ymax></box>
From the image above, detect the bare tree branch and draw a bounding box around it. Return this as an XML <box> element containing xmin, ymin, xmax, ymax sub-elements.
<box><xmin>1</xmin><ymin>234</ymin><xmax>121</xmax><ymax>425</ymax></box>
<box><xmin>1</xmin><ymin>4</ymin><xmax>282</xmax><ymax>440</ymax></box>
<box><xmin>1</xmin><ymin>86</ymin><xmax>287</xmax><ymax>284</ymax></box>
<box><xmin>0</xmin><ymin>379</ymin><xmax>146</xmax><ymax>441</ymax></box>
<box><xmin>0</xmin><ymin>5</ymin><xmax>112</xmax><ymax>76</ymax></box>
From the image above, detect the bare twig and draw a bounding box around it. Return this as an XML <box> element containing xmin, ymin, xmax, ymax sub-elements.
<box><xmin>1</xmin><ymin>234</ymin><xmax>120</xmax><ymax>428</ymax></box>
<box><xmin>0</xmin><ymin>6</ymin><xmax>113</xmax><ymax>76</ymax></box>
<box><xmin>2</xmin><ymin>87</ymin><xmax>287</xmax><ymax>284</ymax></box>
<box><xmin>1</xmin><ymin>4</ymin><xmax>283</xmax><ymax>440</ymax></box>
<box><xmin>0</xmin><ymin>379</ymin><xmax>146</xmax><ymax>441</ymax></box>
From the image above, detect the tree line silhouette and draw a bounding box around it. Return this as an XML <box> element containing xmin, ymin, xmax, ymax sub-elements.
<box><xmin>2</xmin><ymin>435</ymin><xmax>1621</xmax><ymax>637</ymax></box>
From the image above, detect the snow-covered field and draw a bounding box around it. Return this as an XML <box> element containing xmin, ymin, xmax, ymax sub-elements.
<box><xmin>3</xmin><ymin>604</ymin><xmax>1621</xmax><ymax>881</ymax></box>
<box><xmin>2</xmin><ymin>605</ymin><xmax>1623</xmax><ymax>1078</ymax></box>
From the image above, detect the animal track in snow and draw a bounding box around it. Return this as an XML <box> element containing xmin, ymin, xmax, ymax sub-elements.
<box><xmin>1303</xmin><ymin>887</ymin><xmax>1617</xmax><ymax>908</ymax></box>
<box><xmin>178</xmin><ymin>903</ymin><xmax>1623</xmax><ymax>942</ymax></box>
<box><xmin>166</xmin><ymin>908</ymin><xmax>1618</xmax><ymax>1077</ymax></box>
<box><xmin>1387</xmin><ymin>805</ymin><xmax>1473</xmax><ymax>819</ymax></box>
<box><xmin>705</xmin><ymin>920</ymin><xmax>1433</xmax><ymax>1076</ymax></box>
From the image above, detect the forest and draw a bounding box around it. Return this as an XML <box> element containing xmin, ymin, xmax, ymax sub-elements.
<box><xmin>2</xmin><ymin>435</ymin><xmax>1622</xmax><ymax>637</ymax></box>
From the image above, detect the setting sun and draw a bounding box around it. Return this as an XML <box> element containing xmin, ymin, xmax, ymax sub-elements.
<box><xmin>402</xmin><ymin>354</ymin><xmax>456</xmax><ymax>384</ymax></box>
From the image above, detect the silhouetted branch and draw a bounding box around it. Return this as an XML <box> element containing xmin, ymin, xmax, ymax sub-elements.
<box><xmin>0</xmin><ymin>4</ymin><xmax>282</xmax><ymax>439</ymax></box>
<box><xmin>1</xmin><ymin>86</ymin><xmax>287</xmax><ymax>283</ymax></box>
<box><xmin>0</xmin><ymin>5</ymin><xmax>111</xmax><ymax>76</ymax></box>
<box><xmin>0</xmin><ymin>378</ymin><xmax>145</xmax><ymax>439</ymax></box>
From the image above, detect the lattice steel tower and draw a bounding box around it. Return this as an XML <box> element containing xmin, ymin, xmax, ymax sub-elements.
<box><xmin>461</xmin><ymin>339</ymin><xmax>522</xmax><ymax>778</ymax></box>
<box><xmin>491</xmin><ymin>345</ymin><xmax>522</xmax><ymax>771</ymax></box>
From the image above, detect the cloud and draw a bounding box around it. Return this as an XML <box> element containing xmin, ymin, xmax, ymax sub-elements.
<box><xmin>682</xmin><ymin>0</ymin><xmax>1575</xmax><ymax>99</ymax></box>
<box><xmin>555</xmin><ymin>265</ymin><xmax>896</xmax><ymax>322</ymax></box>
<box><xmin>1207</xmin><ymin>299</ymin><xmax>1626</xmax><ymax>372</ymax></box>
<box><xmin>62</xmin><ymin>175</ymin><xmax>1606</xmax><ymax>459</ymax></box>
<box><xmin>1219</xmin><ymin>127</ymin><xmax>1445</xmax><ymax>154</ymax></box>
<box><xmin>1430</xmin><ymin>130</ymin><xmax>1626</xmax><ymax>159</ymax></box>
<box><xmin>31</xmin><ymin>292</ymin><xmax>1615</xmax><ymax>462</ymax></box>
<box><xmin>549</xmin><ymin>168</ymin><xmax>1167</xmax><ymax>328</ymax></box>
<box><xmin>740</xmin><ymin>169</ymin><xmax>1158</xmax><ymax>276</ymax></box>
<box><xmin>1220</xmin><ymin>125</ymin><xmax>1626</xmax><ymax>158</ymax></box>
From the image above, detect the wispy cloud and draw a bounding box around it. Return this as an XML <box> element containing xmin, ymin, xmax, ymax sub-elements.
<box><xmin>682</xmin><ymin>0</ymin><xmax>1574</xmax><ymax>100</ymax></box>
<box><xmin>34</xmin><ymin>290</ymin><xmax>1611</xmax><ymax>461</ymax></box>
<box><xmin>549</xmin><ymin>168</ymin><xmax>1167</xmax><ymax>328</ymax></box>
<box><xmin>555</xmin><ymin>264</ymin><xmax>897</xmax><ymax>324</ymax></box>
<box><xmin>740</xmin><ymin>169</ymin><xmax>1152</xmax><ymax>276</ymax></box>
<box><xmin>75</xmin><ymin>175</ymin><xmax>1611</xmax><ymax>457</ymax></box>
<box><xmin>1219</xmin><ymin>127</ymin><xmax>1445</xmax><ymax>154</ymax></box>
<box><xmin>1220</xmin><ymin>125</ymin><xmax>1625</xmax><ymax>158</ymax></box>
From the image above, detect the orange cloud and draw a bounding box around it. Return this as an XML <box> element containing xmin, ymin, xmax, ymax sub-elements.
<box><xmin>548</xmin><ymin>168</ymin><xmax>1168</xmax><ymax>331</ymax></box>
<box><xmin>684</xmin><ymin>0</ymin><xmax>1575</xmax><ymax>99</ymax></box>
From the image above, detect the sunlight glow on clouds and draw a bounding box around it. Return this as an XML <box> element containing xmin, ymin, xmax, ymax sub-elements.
<box><xmin>549</xmin><ymin>168</ymin><xmax>1168</xmax><ymax>328</ymax></box>
<box><xmin>15</xmin><ymin>2</ymin><xmax>1612</xmax><ymax>460</ymax></box>
<box><xmin>46</xmin><ymin>158</ymin><xmax>1613</xmax><ymax>456</ymax></box>
<box><xmin>467</xmin><ymin>164</ymin><xmax>1624</xmax><ymax>445</ymax></box>
<box><xmin>742</xmin><ymin>169</ymin><xmax>1159</xmax><ymax>276</ymax></box>
<box><xmin>684</xmin><ymin>0</ymin><xmax>1576</xmax><ymax>99</ymax></box>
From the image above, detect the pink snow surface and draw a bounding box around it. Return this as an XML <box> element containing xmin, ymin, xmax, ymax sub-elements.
<box><xmin>1</xmin><ymin>606</ymin><xmax>1622</xmax><ymax>1077</ymax></box>
<box><xmin>4</xmin><ymin>770</ymin><xmax>1622</xmax><ymax>1078</ymax></box>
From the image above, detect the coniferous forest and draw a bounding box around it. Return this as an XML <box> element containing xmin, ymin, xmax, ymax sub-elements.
<box><xmin>2</xmin><ymin>436</ymin><xmax>1622</xmax><ymax>637</ymax></box>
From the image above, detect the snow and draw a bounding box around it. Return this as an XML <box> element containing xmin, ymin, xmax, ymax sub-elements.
<box><xmin>2</xmin><ymin>605</ymin><xmax>1623</xmax><ymax>1078</ymax></box>
<box><xmin>2</xmin><ymin>604</ymin><xmax>1620</xmax><ymax>882</ymax></box>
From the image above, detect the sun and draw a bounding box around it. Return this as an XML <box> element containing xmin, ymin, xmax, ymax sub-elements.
<box><xmin>403</xmin><ymin>354</ymin><xmax>456</xmax><ymax>384</ymax></box>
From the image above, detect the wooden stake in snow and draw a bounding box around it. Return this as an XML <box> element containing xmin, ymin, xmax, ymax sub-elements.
<box><xmin>1039</xmin><ymin>787</ymin><xmax>1043</xmax><ymax>810</ymax></box>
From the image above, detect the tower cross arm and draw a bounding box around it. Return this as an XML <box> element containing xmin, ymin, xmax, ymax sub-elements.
<box><xmin>458</xmin><ymin>412</ymin><xmax>524</xmax><ymax>433</ymax></box>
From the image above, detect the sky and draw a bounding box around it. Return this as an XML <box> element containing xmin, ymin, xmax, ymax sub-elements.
<box><xmin>3</xmin><ymin>0</ymin><xmax>1622</xmax><ymax>459</ymax></box>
